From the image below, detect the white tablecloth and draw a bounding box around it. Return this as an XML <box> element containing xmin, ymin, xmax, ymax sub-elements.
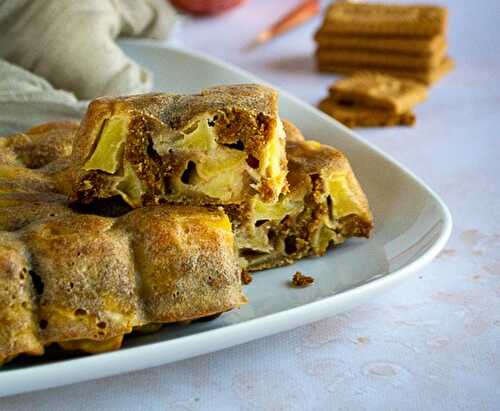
<box><xmin>1</xmin><ymin>0</ymin><xmax>499</xmax><ymax>409</ymax></box>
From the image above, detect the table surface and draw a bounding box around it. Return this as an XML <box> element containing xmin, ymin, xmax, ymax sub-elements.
<box><xmin>2</xmin><ymin>0</ymin><xmax>499</xmax><ymax>410</ymax></box>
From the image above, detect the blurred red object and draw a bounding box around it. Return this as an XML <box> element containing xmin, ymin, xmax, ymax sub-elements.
<box><xmin>170</xmin><ymin>0</ymin><xmax>246</xmax><ymax>15</ymax></box>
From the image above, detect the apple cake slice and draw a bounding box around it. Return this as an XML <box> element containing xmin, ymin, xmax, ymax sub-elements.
<box><xmin>0</xmin><ymin>122</ymin><xmax>246</xmax><ymax>365</ymax></box>
<box><xmin>70</xmin><ymin>84</ymin><xmax>288</xmax><ymax>207</ymax></box>
<box><xmin>230</xmin><ymin>121</ymin><xmax>373</xmax><ymax>271</ymax></box>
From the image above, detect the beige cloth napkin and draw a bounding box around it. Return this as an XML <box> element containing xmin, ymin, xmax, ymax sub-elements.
<box><xmin>0</xmin><ymin>0</ymin><xmax>176</xmax><ymax>100</ymax></box>
<box><xmin>0</xmin><ymin>59</ymin><xmax>87</xmax><ymax>135</ymax></box>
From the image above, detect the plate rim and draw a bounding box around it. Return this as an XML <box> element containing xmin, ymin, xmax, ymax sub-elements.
<box><xmin>0</xmin><ymin>41</ymin><xmax>452</xmax><ymax>397</ymax></box>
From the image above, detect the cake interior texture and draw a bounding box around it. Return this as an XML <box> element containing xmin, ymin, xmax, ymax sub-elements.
<box><xmin>231</xmin><ymin>121</ymin><xmax>372</xmax><ymax>271</ymax></box>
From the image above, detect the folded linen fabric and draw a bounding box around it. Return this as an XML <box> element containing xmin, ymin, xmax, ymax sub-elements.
<box><xmin>0</xmin><ymin>59</ymin><xmax>85</xmax><ymax>136</ymax></box>
<box><xmin>0</xmin><ymin>0</ymin><xmax>176</xmax><ymax>100</ymax></box>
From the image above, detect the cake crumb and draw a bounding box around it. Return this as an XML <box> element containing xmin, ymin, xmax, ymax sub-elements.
<box><xmin>291</xmin><ymin>271</ymin><xmax>314</xmax><ymax>287</ymax></box>
<box><xmin>356</xmin><ymin>336</ymin><xmax>369</xmax><ymax>344</ymax></box>
<box><xmin>241</xmin><ymin>270</ymin><xmax>253</xmax><ymax>285</ymax></box>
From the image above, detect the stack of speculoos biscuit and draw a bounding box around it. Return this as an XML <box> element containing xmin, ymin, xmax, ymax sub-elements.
<box><xmin>318</xmin><ymin>71</ymin><xmax>428</xmax><ymax>127</ymax></box>
<box><xmin>315</xmin><ymin>2</ymin><xmax>454</xmax><ymax>85</ymax></box>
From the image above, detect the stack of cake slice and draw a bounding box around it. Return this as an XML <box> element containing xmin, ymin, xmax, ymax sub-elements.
<box><xmin>0</xmin><ymin>84</ymin><xmax>373</xmax><ymax>364</ymax></box>
<box><xmin>315</xmin><ymin>2</ymin><xmax>454</xmax><ymax>84</ymax></box>
<box><xmin>71</xmin><ymin>84</ymin><xmax>373</xmax><ymax>271</ymax></box>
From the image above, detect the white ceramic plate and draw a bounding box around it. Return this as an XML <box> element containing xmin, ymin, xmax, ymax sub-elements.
<box><xmin>0</xmin><ymin>41</ymin><xmax>452</xmax><ymax>397</ymax></box>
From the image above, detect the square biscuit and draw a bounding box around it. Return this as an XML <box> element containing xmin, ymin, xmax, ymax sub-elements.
<box><xmin>314</xmin><ymin>33</ymin><xmax>447</xmax><ymax>56</ymax></box>
<box><xmin>320</xmin><ymin>2</ymin><xmax>447</xmax><ymax>37</ymax></box>
<box><xmin>318</xmin><ymin>98</ymin><xmax>415</xmax><ymax>128</ymax></box>
<box><xmin>328</xmin><ymin>72</ymin><xmax>428</xmax><ymax>114</ymax></box>
<box><xmin>316</xmin><ymin>46</ymin><xmax>446</xmax><ymax>70</ymax></box>
<box><xmin>317</xmin><ymin>56</ymin><xmax>455</xmax><ymax>85</ymax></box>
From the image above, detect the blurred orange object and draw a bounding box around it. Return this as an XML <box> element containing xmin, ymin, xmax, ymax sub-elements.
<box><xmin>170</xmin><ymin>0</ymin><xmax>246</xmax><ymax>15</ymax></box>
<box><xmin>250</xmin><ymin>0</ymin><xmax>320</xmax><ymax>48</ymax></box>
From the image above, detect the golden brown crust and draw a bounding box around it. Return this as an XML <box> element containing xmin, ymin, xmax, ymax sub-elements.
<box><xmin>23</xmin><ymin>214</ymin><xmax>139</xmax><ymax>343</ymax></box>
<box><xmin>0</xmin><ymin>192</ymin><xmax>72</xmax><ymax>232</ymax></box>
<box><xmin>0</xmin><ymin>235</ymin><xmax>44</xmax><ymax>364</ymax></box>
<box><xmin>115</xmin><ymin>206</ymin><xmax>246</xmax><ymax>323</ymax></box>
<box><xmin>0</xmin><ymin>121</ymin><xmax>78</xmax><ymax>169</ymax></box>
<box><xmin>0</xmin><ymin>122</ymin><xmax>78</xmax><ymax>197</ymax></box>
